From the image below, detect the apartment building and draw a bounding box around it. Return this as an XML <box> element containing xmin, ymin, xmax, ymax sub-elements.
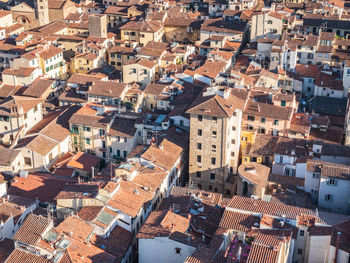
<box><xmin>0</xmin><ymin>96</ymin><xmax>43</xmax><ymax>144</ymax></box>
<box><xmin>305</xmin><ymin>160</ymin><xmax>350</xmax><ymax>214</ymax></box>
<box><xmin>108</xmin><ymin>45</ymin><xmax>136</xmax><ymax>71</ymax></box>
<box><xmin>122</xmin><ymin>58</ymin><xmax>157</xmax><ymax>87</ymax></box>
<box><xmin>120</xmin><ymin>20</ymin><xmax>163</xmax><ymax>46</ymax></box>
<box><xmin>187</xmin><ymin>87</ymin><xmax>245</xmax><ymax>195</ymax></box>
<box><xmin>250</xmin><ymin>11</ymin><xmax>285</xmax><ymax>42</ymax></box>
<box><xmin>37</xmin><ymin>45</ymin><xmax>67</xmax><ymax>79</ymax></box>
<box><xmin>69</xmin><ymin>106</ymin><xmax>112</xmax><ymax>158</ymax></box>
<box><xmin>243</xmin><ymin>101</ymin><xmax>292</xmax><ymax>136</ymax></box>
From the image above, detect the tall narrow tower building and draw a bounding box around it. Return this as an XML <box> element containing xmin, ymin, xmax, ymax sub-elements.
<box><xmin>36</xmin><ymin>0</ymin><xmax>50</xmax><ymax>26</ymax></box>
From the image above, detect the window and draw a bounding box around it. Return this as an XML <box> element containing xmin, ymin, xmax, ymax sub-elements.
<box><xmin>242</xmin><ymin>136</ymin><xmax>247</xmax><ymax>141</ymax></box>
<box><xmin>196</xmin><ymin>171</ymin><xmax>201</xmax><ymax>177</ymax></box>
<box><xmin>212</xmin><ymin>131</ymin><xmax>217</xmax><ymax>137</ymax></box>
<box><xmin>297</xmin><ymin>248</ymin><xmax>303</xmax><ymax>255</ymax></box>
<box><xmin>209</xmin><ymin>185</ymin><xmax>213</xmax><ymax>190</ymax></box>
<box><xmin>198</xmin><ymin>115</ymin><xmax>202</xmax><ymax>121</ymax></box>
<box><xmin>231</xmin><ymin>152</ymin><xmax>235</xmax><ymax>157</ymax></box>
<box><xmin>327</xmin><ymin>178</ymin><xmax>337</xmax><ymax>185</ymax></box>
<box><xmin>132</xmin><ymin>68</ymin><xmax>136</xmax><ymax>73</ymax></box>
<box><xmin>247</xmin><ymin>115</ymin><xmax>255</xmax><ymax>121</ymax></box>
<box><xmin>324</xmin><ymin>194</ymin><xmax>333</xmax><ymax>201</ymax></box>
<box><xmin>197</xmin><ymin>143</ymin><xmax>202</xmax><ymax>150</ymax></box>
<box><xmin>273</xmin><ymin>119</ymin><xmax>279</xmax><ymax>125</ymax></box>
<box><xmin>226</xmin><ymin>190</ymin><xmax>231</xmax><ymax>195</ymax></box>
<box><xmin>197</xmin><ymin>184</ymin><xmax>202</xmax><ymax>189</ymax></box>
<box><xmin>299</xmin><ymin>230</ymin><xmax>305</xmax><ymax>236</ymax></box>
<box><xmin>212</xmin><ymin>145</ymin><xmax>216</xmax><ymax>151</ymax></box>
<box><xmin>213</xmin><ymin>116</ymin><xmax>217</xmax><ymax>123</ymax></box>
<box><xmin>86</xmin><ymin>138</ymin><xmax>90</xmax><ymax>145</ymax></box>
<box><xmin>267</xmin><ymin>20</ymin><xmax>273</xmax><ymax>24</ymax></box>
<box><xmin>198</xmin><ymin>129</ymin><xmax>202</xmax><ymax>136</ymax></box>
<box><xmin>175</xmin><ymin>248</ymin><xmax>181</xmax><ymax>254</ymax></box>
<box><xmin>231</xmin><ymin>139</ymin><xmax>235</xmax><ymax>144</ymax></box>
<box><xmin>232</xmin><ymin>126</ymin><xmax>236</xmax><ymax>131</ymax></box>
<box><xmin>211</xmin><ymin>157</ymin><xmax>216</xmax><ymax>165</ymax></box>
<box><xmin>143</xmin><ymin>69</ymin><xmax>147</xmax><ymax>74</ymax></box>
<box><xmin>84</xmin><ymin>126</ymin><xmax>91</xmax><ymax>132</ymax></box>
<box><xmin>312</xmin><ymin>173</ymin><xmax>319</xmax><ymax>179</ymax></box>
<box><xmin>281</xmin><ymin>100</ymin><xmax>286</xmax><ymax>107</ymax></box>
<box><xmin>261</xmin><ymin>117</ymin><xmax>266</xmax><ymax>123</ymax></box>
<box><xmin>279</xmin><ymin>156</ymin><xmax>283</xmax><ymax>163</ymax></box>
<box><xmin>197</xmin><ymin>155</ymin><xmax>201</xmax><ymax>163</ymax></box>
<box><xmin>210</xmin><ymin>173</ymin><xmax>215</xmax><ymax>180</ymax></box>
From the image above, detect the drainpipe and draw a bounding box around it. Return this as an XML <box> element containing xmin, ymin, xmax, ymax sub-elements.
<box><xmin>334</xmin><ymin>232</ymin><xmax>341</xmax><ymax>263</ymax></box>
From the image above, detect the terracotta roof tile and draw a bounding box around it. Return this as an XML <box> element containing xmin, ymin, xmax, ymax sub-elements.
<box><xmin>13</xmin><ymin>214</ymin><xmax>52</xmax><ymax>246</ymax></box>
<box><xmin>56</xmin><ymin>216</ymin><xmax>94</xmax><ymax>242</ymax></box>
<box><xmin>219</xmin><ymin>210</ymin><xmax>260</xmax><ymax>231</ymax></box>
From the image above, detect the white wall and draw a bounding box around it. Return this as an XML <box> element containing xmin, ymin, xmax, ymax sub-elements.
<box><xmin>138</xmin><ymin>237</ymin><xmax>196</xmax><ymax>263</ymax></box>
<box><xmin>318</xmin><ymin>177</ymin><xmax>350</xmax><ymax>214</ymax></box>
<box><xmin>306</xmin><ymin>235</ymin><xmax>331</xmax><ymax>263</ymax></box>
<box><xmin>327</xmin><ymin>246</ymin><xmax>350</xmax><ymax>263</ymax></box>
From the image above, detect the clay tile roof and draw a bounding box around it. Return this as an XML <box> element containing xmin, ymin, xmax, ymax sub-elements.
<box><xmin>56</xmin><ymin>216</ymin><xmax>94</xmax><ymax>242</ymax></box>
<box><xmin>68</xmin><ymin>73</ymin><xmax>107</xmax><ymax>85</ymax></box>
<box><xmin>120</xmin><ymin>20</ymin><xmax>162</xmax><ymax>32</ymax></box>
<box><xmin>87</xmin><ymin>81</ymin><xmax>128</xmax><ymax>98</ymax></box>
<box><xmin>6</xmin><ymin>249</ymin><xmax>50</xmax><ymax>263</ymax></box>
<box><xmin>108</xmin><ymin>117</ymin><xmax>136</xmax><ymax>138</ymax></box>
<box><xmin>90</xmin><ymin>226</ymin><xmax>133</xmax><ymax>262</ymax></box>
<box><xmin>16</xmin><ymin>134</ymin><xmax>59</xmax><ymax>156</ymax></box>
<box><xmin>66</xmin><ymin>151</ymin><xmax>102</xmax><ymax>172</ymax></box>
<box><xmin>0</xmin><ymin>148</ymin><xmax>20</xmax><ymax>166</ymax></box>
<box><xmin>306</xmin><ymin>159</ymin><xmax>350</xmax><ymax>181</ymax></box>
<box><xmin>132</xmin><ymin>168</ymin><xmax>167</xmax><ymax>192</ymax></box>
<box><xmin>55</xmin><ymin>183</ymin><xmax>99</xmax><ymax>200</ymax></box>
<box><xmin>141</xmin><ymin>139</ymin><xmax>184</xmax><ymax>171</ymax></box>
<box><xmin>238</xmin><ymin>163</ymin><xmax>270</xmax><ymax>188</ymax></box>
<box><xmin>160</xmin><ymin>210</ymin><xmax>190</xmax><ymax>232</ymax></box>
<box><xmin>8</xmin><ymin>172</ymin><xmax>76</xmax><ymax>203</ymax></box>
<box><xmin>144</xmin><ymin>83</ymin><xmax>167</xmax><ymax>94</ymax></box>
<box><xmin>246</xmin><ymin>234</ymin><xmax>282</xmax><ymax>263</ymax></box>
<box><xmin>185</xmin><ymin>247</ymin><xmax>225</xmax><ymax>263</ymax></box>
<box><xmin>219</xmin><ymin>210</ymin><xmax>260</xmax><ymax>231</ymax></box>
<box><xmin>137</xmin><ymin>58</ymin><xmax>156</xmax><ymax>68</ymax></box>
<box><xmin>22</xmin><ymin>79</ymin><xmax>55</xmax><ymax>98</ymax></box>
<box><xmin>268</xmin><ymin>11</ymin><xmax>284</xmax><ymax>20</ymax></box>
<box><xmin>227</xmin><ymin>195</ymin><xmax>316</xmax><ymax>220</ymax></box>
<box><xmin>67</xmin><ymin>238</ymin><xmax>116</xmax><ymax>263</ymax></box>
<box><xmin>13</xmin><ymin>214</ymin><xmax>52</xmax><ymax>245</ymax></box>
<box><xmin>244</xmin><ymin>100</ymin><xmax>293</xmax><ymax>120</ymax></box>
<box><xmin>201</xmin><ymin>19</ymin><xmax>246</xmax><ymax>34</ymax></box>
<box><xmin>2</xmin><ymin>67</ymin><xmax>37</xmax><ymax>77</ymax></box>
<box><xmin>137</xmin><ymin>210</ymin><xmax>170</xmax><ymax>239</ymax></box>
<box><xmin>107</xmin><ymin>179</ymin><xmax>153</xmax><ymax>217</ymax></box>
<box><xmin>77</xmin><ymin>206</ymin><xmax>103</xmax><ymax>221</ymax></box>
<box><xmin>186</xmin><ymin>91</ymin><xmax>245</xmax><ymax>118</ymax></box>
<box><xmin>295</xmin><ymin>64</ymin><xmax>318</xmax><ymax>78</ymax></box>
<box><xmin>38</xmin><ymin>45</ymin><xmax>62</xmax><ymax>60</ymax></box>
